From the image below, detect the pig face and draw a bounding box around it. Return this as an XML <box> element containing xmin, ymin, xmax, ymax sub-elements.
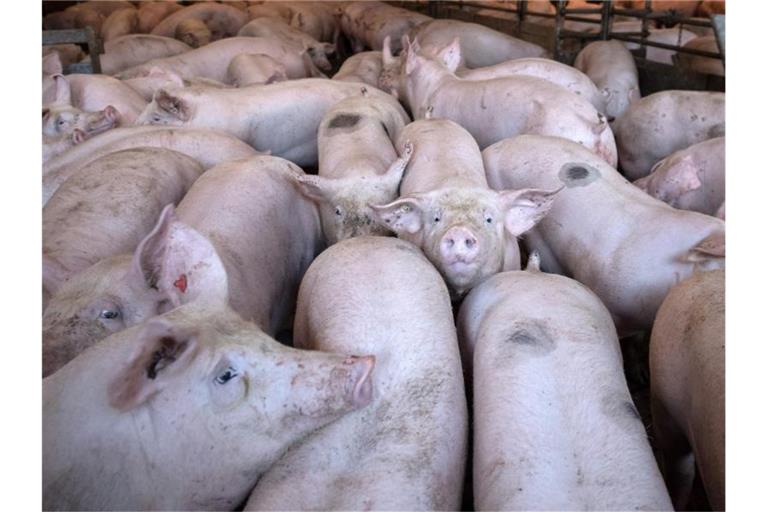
<box><xmin>43</xmin><ymin>104</ymin><xmax>119</xmax><ymax>141</ymax></box>
<box><xmin>372</xmin><ymin>186</ymin><xmax>560</xmax><ymax>296</ymax></box>
<box><xmin>603</xmin><ymin>86</ymin><xmax>640</xmax><ymax>122</ymax></box>
<box><xmin>43</xmin><ymin>205</ymin><xmax>229</xmax><ymax>377</ymax></box>
<box><xmin>634</xmin><ymin>155</ymin><xmax>702</xmax><ymax>207</ymax></box>
<box><xmin>306</xmin><ymin>43</ymin><xmax>335</xmax><ymax>72</ymax></box>
<box><xmin>136</xmin><ymin>88</ymin><xmax>192</xmax><ymax>126</ymax></box>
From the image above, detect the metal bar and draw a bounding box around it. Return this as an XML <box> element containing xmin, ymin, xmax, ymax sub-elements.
<box><xmin>711</xmin><ymin>14</ymin><xmax>725</xmax><ymax>60</ymax></box>
<box><xmin>609</xmin><ymin>33</ymin><xmax>723</xmax><ymax>59</ymax></box>
<box><xmin>612</xmin><ymin>8</ymin><xmax>713</xmax><ymax>26</ymax></box>
<box><xmin>639</xmin><ymin>0</ymin><xmax>651</xmax><ymax>60</ymax></box>
<box><xmin>564</xmin><ymin>15</ymin><xmax>603</xmax><ymax>24</ymax></box>
<box><xmin>517</xmin><ymin>0</ymin><xmax>526</xmax><ymax>22</ymax></box>
<box><xmin>559</xmin><ymin>29</ymin><xmax>604</xmax><ymax>40</ymax></box>
<box><xmin>554</xmin><ymin>0</ymin><xmax>567</xmax><ymax>62</ymax></box>
<box><xmin>599</xmin><ymin>0</ymin><xmax>612</xmax><ymax>41</ymax></box>
<box><xmin>562</xmin><ymin>8</ymin><xmax>605</xmax><ymax>14</ymax></box>
<box><xmin>42</xmin><ymin>28</ymin><xmax>92</xmax><ymax>45</ymax></box>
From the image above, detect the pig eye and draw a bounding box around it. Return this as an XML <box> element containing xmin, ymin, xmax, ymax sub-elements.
<box><xmin>99</xmin><ymin>309</ymin><xmax>120</xmax><ymax>320</ymax></box>
<box><xmin>152</xmin><ymin>114</ymin><xmax>161</xmax><ymax>123</ymax></box>
<box><xmin>334</xmin><ymin>206</ymin><xmax>343</xmax><ymax>216</ymax></box>
<box><xmin>215</xmin><ymin>366</ymin><xmax>239</xmax><ymax>385</ymax></box>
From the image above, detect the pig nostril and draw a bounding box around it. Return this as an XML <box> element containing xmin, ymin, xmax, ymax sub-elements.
<box><xmin>446</xmin><ymin>239</ymin><xmax>455</xmax><ymax>248</ymax></box>
<box><xmin>465</xmin><ymin>239</ymin><xmax>475</xmax><ymax>248</ymax></box>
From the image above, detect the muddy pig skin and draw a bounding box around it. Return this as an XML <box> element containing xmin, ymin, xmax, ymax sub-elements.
<box><xmin>458</xmin><ymin>265</ymin><xmax>673</xmax><ymax>510</ymax></box>
<box><xmin>43</xmin><ymin>303</ymin><xmax>375</xmax><ymax>511</ymax></box>
<box><xmin>371</xmin><ymin>119</ymin><xmax>559</xmax><ymax>298</ymax></box>
<box><xmin>43</xmin><ymin>126</ymin><xmax>258</xmax><ymax>206</ymax></box>
<box><xmin>650</xmin><ymin>269</ymin><xmax>724</xmax><ymax>510</ymax></box>
<box><xmin>42</xmin><ymin>148</ymin><xmax>204</xmax><ymax>308</ymax></box>
<box><xmin>150</xmin><ymin>2</ymin><xmax>248</xmax><ymax>41</ymax></box>
<box><xmin>43</xmin><ymin>156</ymin><xmax>322</xmax><ymax>377</ymax></box>
<box><xmin>483</xmin><ymin>135</ymin><xmax>725</xmax><ymax>334</ymax></box>
<box><xmin>245</xmin><ymin>236</ymin><xmax>467</xmax><ymax>511</ymax></box>
<box><xmin>634</xmin><ymin>137</ymin><xmax>724</xmax><ymax>217</ymax></box>
<box><xmin>293</xmin><ymin>93</ymin><xmax>411</xmax><ymax>243</ymax></box>
<box><xmin>613</xmin><ymin>90</ymin><xmax>725</xmax><ymax>180</ymax></box>
<box><xmin>136</xmin><ymin>79</ymin><xmax>395</xmax><ymax>167</ymax></box>
<box><xmin>402</xmin><ymin>40</ymin><xmax>618</xmax><ymax>167</ymax></box>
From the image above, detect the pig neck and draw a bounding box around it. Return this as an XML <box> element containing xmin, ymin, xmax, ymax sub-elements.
<box><xmin>406</xmin><ymin>61</ymin><xmax>459</xmax><ymax>119</ymax></box>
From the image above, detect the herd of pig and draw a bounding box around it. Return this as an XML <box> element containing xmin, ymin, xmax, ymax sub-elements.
<box><xmin>42</xmin><ymin>1</ymin><xmax>725</xmax><ymax>510</ymax></box>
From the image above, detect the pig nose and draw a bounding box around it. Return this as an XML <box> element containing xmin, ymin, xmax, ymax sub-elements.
<box><xmin>440</xmin><ymin>226</ymin><xmax>479</xmax><ymax>263</ymax></box>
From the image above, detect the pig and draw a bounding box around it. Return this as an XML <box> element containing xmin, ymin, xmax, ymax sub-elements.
<box><xmin>59</xmin><ymin>73</ymin><xmax>148</xmax><ymax>125</ymax></box>
<box><xmin>247</xmin><ymin>3</ymin><xmax>294</xmax><ymax>23</ymax></box>
<box><xmin>613</xmin><ymin>90</ymin><xmax>725</xmax><ymax>180</ymax></box>
<box><xmin>43</xmin><ymin>126</ymin><xmax>258</xmax><ymax>204</ymax></box>
<box><xmin>42</xmin><ymin>44</ymin><xmax>85</xmax><ymax>70</ymax></box>
<box><xmin>98</xmin><ymin>34</ymin><xmax>192</xmax><ymax>75</ymax></box>
<box><xmin>43</xmin><ymin>148</ymin><xmax>204</xmax><ymax>309</ymax></box>
<box><xmin>634</xmin><ymin>137</ymin><xmax>724</xmax><ymax>217</ymax></box>
<box><xmin>42</xmin><ymin>129</ymin><xmax>87</xmax><ymax>164</ymax></box>
<box><xmin>43</xmin><ymin>303</ymin><xmax>375</xmax><ymax>510</ymax></box>
<box><xmin>237</xmin><ymin>17</ymin><xmax>335</xmax><ymax>71</ymax></box>
<box><xmin>136</xmin><ymin>79</ymin><xmax>395</xmax><ymax>167</ymax></box>
<box><xmin>715</xmin><ymin>201</ymin><xmax>725</xmax><ymax>220</ymax></box>
<box><xmin>674</xmin><ymin>36</ymin><xmax>725</xmax><ymax>76</ymax></box>
<box><xmin>371</xmin><ymin>119</ymin><xmax>559</xmax><ymax>298</ymax></box>
<box><xmin>150</xmin><ymin>2</ymin><xmax>249</xmax><ymax>41</ymax></box>
<box><xmin>339</xmin><ymin>1</ymin><xmax>386</xmax><ymax>53</ymax></box>
<box><xmin>116</xmin><ymin>37</ymin><xmax>321</xmax><ymax>83</ymax></box>
<box><xmin>408</xmin><ymin>19</ymin><xmax>547</xmax><ymax>68</ymax></box>
<box><xmin>70</xmin><ymin>1</ymin><xmax>135</xmax><ymax>17</ymax></box>
<box><xmin>293</xmin><ymin>94</ymin><xmax>412</xmax><ymax>243</ymax></box>
<box><xmin>43</xmin><ymin>10</ymin><xmax>78</xmax><ymax>30</ymax></box>
<box><xmin>401</xmin><ymin>39</ymin><xmax>618</xmax><ymax>167</ymax></box>
<box><xmin>137</xmin><ymin>1</ymin><xmax>184</xmax><ymax>33</ymax></box>
<box><xmin>123</xmin><ymin>67</ymin><xmax>231</xmax><ymax>102</ymax></box>
<box><xmin>482</xmin><ymin>134</ymin><xmax>725</xmax><ymax>333</ymax></box>
<box><xmin>245</xmin><ymin>236</ymin><xmax>466</xmax><ymax>510</ymax></box>
<box><xmin>43</xmin><ymin>155</ymin><xmax>322</xmax><ymax>375</ymax></box>
<box><xmin>458</xmin><ymin>266</ymin><xmax>673</xmax><ymax>511</ymax></box>
<box><xmin>340</xmin><ymin>2</ymin><xmax>431</xmax><ymax>53</ymax></box>
<box><xmin>650</xmin><ymin>269</ymin><xmax>724</xmax><ymax>510</ymax></box>
<box><xmin>588</xmin><ymin>22</ymin><xmax>698</xmax><ymax>65</ymax></box>
<box><xmin>175</xmin><ymin>16</ymin><xmax>212</xmax><ymax>48</ymax></box>
<box><xmin>574</xmin><ymin>40</ymin><xmax>641</xmax><ymax>122</ymax></box>
<box><xmin>227</xmin><ymin>53</ymin><xmax>288</xmax><ymax>87</ymax></box>
<box><xmin>286</xmin><ymin>2</ymin><xmax>340</xmax><ymax>44</ymax></box>
<box><xmin>332</xmin><ymin>50</ymin><xmax>383</xmax><ymax>86</ymax></box>
<box><xmin>100</xmin><ymin>7</ymin><xmax>139</xmax><ymax>42</ymax></box>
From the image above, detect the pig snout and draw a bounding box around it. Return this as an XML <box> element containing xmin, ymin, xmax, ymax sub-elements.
<box><xmin>440</xmin><ymin>226</ymin><xmax>480</xmax><ymax>265</ymax></box>
<box><xmin>343</xmin><ymin>355</ymin><xmax>375</xmax><ymax>408</ymax></box>
<box><xmin>85</xmin><ymin>106</ymin><xmax>119</xmax><ymax>134</ymax></box>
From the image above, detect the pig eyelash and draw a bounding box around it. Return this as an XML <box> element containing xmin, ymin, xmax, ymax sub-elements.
<box><xmin>215</xmin><ymin>367</ymin><xmax>239</xmax><ymax>385</ymax></box>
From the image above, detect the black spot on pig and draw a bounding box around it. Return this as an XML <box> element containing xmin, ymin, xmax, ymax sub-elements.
<box><xmin>504</xmin><ymin>320</ymin><xmax>556</xmax><ymax>355</ymax></box>
<box><xmin>707</xmin><ymin>122</ymin><xmax>725</xmax><ymax>138</ymax></box>
<box><xmin>380</xmin><ymin>121</ymin><xmax>390</xmax><ymax>139</ymax></box>
<box><xmin>328</xmin><ymin>113</ymin><xmax>360</xmax><ymax>129</ymax></box>
<box><xmin>559</xmin><ymin>162</ymin><xmax>601</xmax><ymax>188</ymax></box>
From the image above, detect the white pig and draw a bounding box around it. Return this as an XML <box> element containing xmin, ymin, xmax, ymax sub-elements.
<box><xmin>332</xmin><ymin>50</ymin><xmax>383</xmax><ymax>87</ymax></box>
<box><xmin>227</xmin><ymin>53</ymin><xmax>288</xmax><ymax>87</ymax></box>
<box><xmin>100</xmin><ymin>7</ymin><xmax>139</xmax><ymax>42</ymax></box>
<box><xmin>150</xmin><ymin>2</ymin><xmax>248</xmax><ymax>41</ymax></box>
<box><xmin>483</xmin><ymin>134</ymin><xmax>725</xmax><ymax>333</ymax></box>
<box><xmin>237</xmin><ymin>17</ymin><xmax>335</xmax><ymax>72</ymax></box>
<box><xmin>43</xmin><ymin>303</ymin><xmax>375</xmax><ymax>510</ymax></box>
<box><xmin>458</xmin><ymin>266</ymin><xmax>673</xmax><ymax>510</ymax></box>
<box><xmin>98</xmin><ymin>34</ymin><xmax>192</xmax><ymax>75</ymax></box>
<box><xmin>650</xmin><ymin>269</ymin><xmax>724</xmax><ymax>510</ymax></box>
<box><xmin>245</xmin><ymin>236</ymin><xmax>467</xmax><ymax>510</ymax></box>
<box><xmin>60</xmin><ymin>73</ymin><xmax>148</xmax><ymax>124</ymax></box>
<box><xmin>371</xmin><ymin>119</ymin><xmax>559</xmax><ymax>298</ymax></box>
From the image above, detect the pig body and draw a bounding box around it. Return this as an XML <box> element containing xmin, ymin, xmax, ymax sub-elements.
<box><xmin>137</xmin><ymin>1</ymin><xmax>184</xmax><ymax>33</ymax></box>
<box><xmin>245</xmin><ymin>236</ymin><xmax>467</xmax><ymax>511</ymax></box>
<box><xmin>650</xmin><ymin>269</ymin><xmax>724</xmax><ymax>510</ymax></box>
<box><xmin>43</xmin><ymin>304</ymin><xmax>374</xmax><ymax>510</ymax></box>
<box><xmin>99</xmin><ymin>35</ymin><xmax>192</xmax><ymax>75</ymax></box>
<box><xmin>123</xmin><ymin>68</ymin><xmax>230</xmax><ymax>101</ymax></box>
<box><xmin>63</xmin><ymin>73</ymin><xmax>147</xmax><ymax>125</ymax></box>
<box><xmin>459</xmin><ymin>269</ymin><xmax>673</xmax><ymax>511</ymax></box>
<box><xmin>150</xmin><ymin>2</ymin><xmax>248</xmax><ymax>41</ymax></box>
<box><xmin>574</xmin><ymin>40</ymin><xmax>641</xmax><ymax>122</ymax></box>
<box><xmin>227</xmin><ymin>53</ymin><xmax>287</xmax><ymax>87</ymax></box>
<box><xmin>332</xmin><ymin>51</ymin><xmax>383</xmax><ymax>86</ymax></box>
<box><xmin>483</xmin><ymin>135</ymin><xmax>725</xmax><ymax>333</ymax></box>
<box><xmin>286</xmin><ymin>2</ymin><xmax>340</xmax><ymax>43</ymax></box>
<box><xmin>43</xmin><ymin>156</ymin><xmax>322</xmax><ymax>375</ymax></box>
<box><xmin>371</xmin><ymin>119</ymin><xmax>559</xmax><ymax>297</ymax></box>
<box><xmin>403</xmin><ymin>43</ymin><xmax>618</xmax><ymax>167</ymax></box>
<box><xmin>294</xmin><ymin>94</ymin><xmax>411</xmax><ymax>243</ymax></box>
<box><xmin>43</xmin><ymin>148</ymin><xmax>203</xmax><ymax>302</ymax></box>
<box><xmin>341</xmin><ymin>2</ymin><xmax>431</xmax><ymax>53</ymax></box>
<box><xmin>100</xmin><ymin>7</ymin><xmax>139</xmax><ymax>42</ymax></box>
<box><xmin>675</xmin><ymin>36</ymin><xmax>725</xmax><ymax>76</ymax></box>
<box><xmin>238</xmin><ymin>17</ymin><xmax>334</xmax><ymax>72</ymax></box>
<box><xmin>634</xmin><ymin>137</ymin><xmax>724</xmax><ymax>216</ymax></box>
<box><xmin>247</xmin><ymin>3</ymin><xmax>294</xmax><ymax>23</ymax></box>
<box><xmin>409</xmin><ymin>19</ymin><xmax>547</xmax><ymax>68</ymax></box>
<box><xmin>116</xmin><ymin>37</ymin><xmax>318</xmax><ymax>82</ymax></box>
<box><xmin>175</xmin><ymin>17</ymin><xmax>212</xmax><ymax>48</ymax></box>
<box><xmin>613</xmin><ymin>90</ymin><xmax>725</xmax><ymax>180</ymax></box>
<box><xmin>136</xmin><ymin>79</ymin><xmax>391</xmax><ymax>167</ymax></box>
<box><xmin>43</xmin><ymin>126</ymin><xmax>257</xmax><ymax>205</ymax></box>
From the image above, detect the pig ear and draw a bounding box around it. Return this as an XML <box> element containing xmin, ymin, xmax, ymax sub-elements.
<box><xmin>42</xmin><ymin>107</ymin><xmax>51</xmax><ymax>121</ymax></box>
<box><xmin>498</xmin><ymin>187</ymin><xmax>562</xmax><ymax>236</ymax></box>
<box><xmin>382</xmin><ymin>36</ymin><xmax>394</xmax><ymax>66</ymax></box>
<box><xmin>148</xmin><ymin>66</ymin><xmax>184</xmax><ymax>88</ymax></box>
<box><xmin>43</xmin><ymin>52</ymin><xmax>63</xmax><ymax>75</ymax></box>
<box><xmin>665</xmin><ymin>156</ymin><xmax>702</xmax><ymax>197</ymax></box>
<box><xmin>369</xmin><ymin>196</ymin><xmax>425</xmax><ymax>235</ymax></box>
<box><xmin>684</xmin><ymin>231</ymin><xmax>725</xmax><ymax>263</ymax></box>
<box><xmin>291</xmin><ymin>174</ymin><xmax>336</xmax><ymax>204</ymax></box>
<box><xmin>130</xmin><ymin>204</ymin><xmax>229</xmax><ymax>308</ymax></box>
<box><xmin>155</xmin><ymin>88</ymin><xmax>190</xmax><ymax>121</ymax></box>
<box><xmin>404</xmin><ymin>47</ymin><xmax>420</xmax><ymax>75</ymax></box>
<box><xmin>108</xmin><ymin>318</ymin><xmax>200</xmax><ymax>411</ymax></box>
<box><xmin>71</xmin><ymin>128</ymin><xmax>87</xmax><ymax>145</ymax></box>
<box><xmin>53</xmin><ymin>74</ymin><xmax>72</xmax><ymax>105</ymax></box>
<box><xmin>437</xmin><ymin>37</ymin><xmax>462</xmax><ymax>72</ymax></box>
<box><xmin>265</xmin><ymin>71</ymin><xmax>287</xmax><ymax>85</ymax></box>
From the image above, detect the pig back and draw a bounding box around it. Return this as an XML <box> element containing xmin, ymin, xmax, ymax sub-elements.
<box><xmin>175</xmin><ymin>155</ymin><xmax>322</xmax><ymax>334</ymax></box>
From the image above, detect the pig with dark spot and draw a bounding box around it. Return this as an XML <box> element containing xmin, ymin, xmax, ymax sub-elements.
<box><xmin>43</xmin><ymin>303</ymin><xmax>375</xmax><ymax>511</ymax></box>
<box><xmin>371</xmin><ymin>119</ymin><xmax>559</xmax><ymax>298</ymax></box>
<box><xmin>123</xmin><ymin>67</ymin><xmax>231</xmax><ymax>102</ymax></box>
<box><xmin>650</xmin><ymin>269</ymin><xmax>724</xmax><ymax>510</ymax></box>
<box><xmin>43</xmin><ymin>156</ymin><xmax>322</xmax><ymax>376</ymax></box>
<box><xmin>293</xmin><ymin>94</ymin><xmax>412</xmax><ymax>243</ymax></box>
<box><xmin>635</xmin><ymin>137</ymin><xmax>724</xmax><ymax>217</ymax></box>
<box><xmin>42</xmin><ymin>148</ymin><xmax>204</xmax><ymax>313</ymax></box>
<box><xmin>613</xmin><ymin>90</ymin><xmax>725</xmax><ymax>180</ymax></box>
<box><xmin>401</xmin><ymin>39</ymin><xmax>618</xmax><ymax>167</ymax></box>
<box><xmin>246</xmin><ymin>236</ymin><xmax>466</xmax><ymax>510</ymax></box>
<box><xmin>458</xmin><ymin>263</ymin><xmax>672</xmax><ymax>510</ymax></box>
<box><xmin>483</xmin><ymin>135</ymin><xmax>725</xmax><ymax>333</ymax></box>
